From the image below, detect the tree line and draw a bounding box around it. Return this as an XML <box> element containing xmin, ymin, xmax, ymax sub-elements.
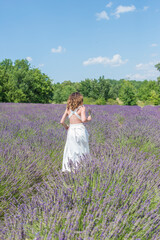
<box><xmin>0</xmin><ymin>59</ymin><xmax>54</xmax><ymax>103</ymax></box>
<box><xmin>0</xmin><ymin>58</ymin><xmax>160</xmax><ymax>105</ymax></box>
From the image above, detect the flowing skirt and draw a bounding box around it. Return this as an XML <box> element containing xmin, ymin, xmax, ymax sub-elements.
<box><xmin>62</xmin><ymin>123</ymin><xmax>90</xmax><ymax>172</ymax></box>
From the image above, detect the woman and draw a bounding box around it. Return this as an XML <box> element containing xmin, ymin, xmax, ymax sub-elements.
<box><xmin>60</xmin><ymin>92</ymin><xmax>91</xmax><ymax>172</ymax></box>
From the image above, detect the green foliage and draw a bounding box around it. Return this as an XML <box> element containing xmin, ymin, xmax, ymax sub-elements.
<box><xmin>53</xmin><ymin>81</ymin><xmax>78</xmax><ymax>103</ymax></box>
<box><xmin>1</xmin><ymin>58</ymin><xmax>160</xmax><ymax>105</ymax></box>
<box><xmin>106</xmin><ymin>98</ymin><xmax>119</xmax><ymax>105</ymax></box>
<box><xmin>98</xmin><ymin>76</ymin><xmax>111</xmax><ymax>100</ymax></box>
<box><xmin>155</xmin><ymin>63</ymin><xmax>160</xmax><ymax>72</ymax></box>
<box><xmin>148</xmin><ymin>90</ymin><xmax>160</xmax><ymax>105</ymax></box>
<box><xmin>79</xmin><ymin>78</ymin><xmax>92</xmax><ymax>97</ymax></box>
<box><xmin>80</xmin><ymin>76</ymin><xmax>111</xmax><ymax>101</ymax></box>
<box><xmin>137</xmin><ymin>80</ymin><xmax>157</xmax><ymax>101</ymax></box>
<box><xmin>108</xmin><ymin>84</ymin><xmax>121</xmax><ymax>99</ymax></box>
<box><xmin>119</xmin><ymin>80</ymin><xmax>137</xmax><ymax>105</ymax></box>
<box><xmin>83</xmin><ymin>97</ymin><xmax>96</xmax><ymax>105</ymax></box>
<box><xmin>137</xmin><ymin>79</ymin><xmax>160</xmax><ymax>105</ymax></box>
<box><xmin>95</xmin><ymin>97</ymin><xmax>106</xmax><ymax>105</ymax></box>
<box><xmin>61</xmin><ymin>81</ymin><xmax>77</xmax><ymax>101</ymax></box>
<box><xmin>0</xmin><ymin>58</ymin><xmax>54</xmax><ymax>103</ymax></box>
<box><xmin>53</xmin><ymin>84</ymin><xmax>64</xmax><ymax>103</ymax></box>
<box><xmin>157</xmin><ymin>77</ymin><xmax>160</xmax><ymax>94</ymax></box>
<box><xmin>136</xmin><ymin>100</ymin><xmax>145</xmax><ymax>108</ymax></box>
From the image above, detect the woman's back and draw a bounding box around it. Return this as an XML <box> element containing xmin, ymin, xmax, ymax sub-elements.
<box><xmin>67</xmin><ymin>105</ymin><xmax>83</xmax><ymax>124</ymax></box>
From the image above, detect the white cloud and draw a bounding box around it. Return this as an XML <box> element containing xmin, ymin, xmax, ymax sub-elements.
<box><xmin>126</xmin><ymin>61</ymin><xmax>160</xmax><ymax>80</ymax></box>
<box><xmin>126</xmin><ymin>71</ymin><xmax>158</xmax><ymax>80</ymax></box>
<box><xmin>126</xmin><ymin>73</ymin><xmax>148</xmax><ymax>80</ymax></box>
<box><xmin>106</xmin><ymin>2</ymin><xmax>112</xmax><ymax>8</ymax></box>
<box><xmin>136</xmin><ymin>63</ymin><xmax>143</xmax><ymax>69</ymax></box>
<box><xmin>143</xmin><ymin>6</ymin><xmax>149</xmax><ymax>11</ymax></box>
<box><xmin>113</xmin><ymin>5</ymin><xmax>136</xmax><ymax>18</ymax></box>
<box><xmin>83</xmin><ymin>54</ymin><xmax>128</xmax><ymax>67</ymax></box>
<box><xmin>51</xmin><ymin>46</ymin><xmax>64</xmax><ymax>53</ymax></box>
<box><xmin>39</xmin><ymin>64</ymin><xmax>44</xmax><ymax>67</ymax></box>
<box><xmin>26</xmin><ymin>57</ymin><xmax>32</xmax><ymax>62</ymax></box>
<box><xmin>151</xmin><ymin>53</ymin><xmax>158</xmax><ymax>57</ymax></box>
<box><xmin>136</xmin><ymin>62</ymin><xmax>154</xmax><ymax>70</ymax></box>
<box><xmin>96</xmin><ymin>11</ymin><xmax>109</xmax><ymax>20</ymax></box>
<box><xmin>151</xmin><ymin>43</ymin><xmax>158</xmax><ymax>47</ymax></box>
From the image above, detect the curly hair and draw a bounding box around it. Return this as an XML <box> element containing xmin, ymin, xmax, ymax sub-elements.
<box><xmin>67</xmin><ymin>92</ymin><xmax>83</xmax><ymax>111</ymax></box>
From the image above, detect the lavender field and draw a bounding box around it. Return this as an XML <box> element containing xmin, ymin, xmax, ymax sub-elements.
<box><xmin>0</xmin><ymin>103</ymin><xmax>160</xmax><ymax>240</ymax></box>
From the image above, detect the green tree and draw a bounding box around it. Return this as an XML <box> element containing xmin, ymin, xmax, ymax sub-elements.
<box><xmin>53</xmin><ymin>81</ymin><xmax>77</xmax><ymax>103</ymax></box>
<box><xmin>98</xmin><ymin>76</ymin><xmax>111</xmax><ymax>100</ymax></box>
<box><xmin>137</xmin><ymin>80</ymin><xmax>158</xmax><ymax>104</ymax></box>
<box><xmin>53</xmin><ymin>83</ymin><xmax>64</xmax><ymax>103</ymax></box>
<box><xmin>119</xmin><ymin>80</ymin><xmax>137</xmax><ymax>105</ymax></box>
<box><xmin>79</xmin><ymin>79</ymin><xmax>92</xmax><ymax>97</ymax></box>
<box><xmin>155</xmin><ymin>63</ymin><xmax>160</xmax><ymax>95</ymax></box>
<box><xmin>0</xmin><ymin>59</ymin><xmax>13</xmax><ymax>102</ymax></box>
<box><xmin>155</xmin><ymin>63</ymin><xmax>160</xmax><ymax>72</ymax></box>
<box><xmin>89</xmin><ymin>79</ymin><xmax>99</xmax><ymax>99</ymax></box>
<box><xmin>108</xmin><ymin>84</ymin><xmax>120</xmax><ymax>100</ymax></box>
<box><xmin>61</xmin><ymin>81</ymin><xmax>77</xmax><ymax>101</ymax></box>
<box><xmin>148</xmin><ymin>90</ymin><xmax>160</xmax><ymax>105</ymax></box>
<box><xmin>95</xmin><ymin>97</ymin><xmax>106</xmax><ymax>105</ymax></box>
<box><xmin>0</xmin><ymin>58</ymin><xmax>54</xmax><ymax>103</ymax></box>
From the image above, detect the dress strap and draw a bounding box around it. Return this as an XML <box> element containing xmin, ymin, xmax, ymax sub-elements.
<box><xmin>75</xmin><ymin>105</ymin><xmax>84</xmax><ymax>112</ymax></box>
<box><xmin>74</xmin><ymin>112</ymin><xmax>81</xmax><ymax>120</ymax></box>
<box><xmin>68</xmin><ymin>105</ymin><xmax>84</xmax><ymax>119</ymax></box>
<box><xmin>68</xmin><ymin>111</ymin><xmax>73</xmax><ymax>118</ymax></box>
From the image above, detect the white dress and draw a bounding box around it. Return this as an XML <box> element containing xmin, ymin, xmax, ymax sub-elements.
<box><xmin>62</xmin><ymin>105</ymin><xmax>90</xmax><ymax>172</ymax></box>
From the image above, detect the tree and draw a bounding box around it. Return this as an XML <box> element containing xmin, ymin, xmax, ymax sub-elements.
<box><xmin>155</xmin><ymin>63</ymin><xmax>160</xmax><ymax>72</ymax></box>
<box><xmin>155</xmin><ymin>63</ymin><xmax>160</xmax><ymax>93</ymax></box>
<box><xmin>98</xmin><ymin>76</ymin><xmax>111</xmax><ymax>100</ymax></box>
<box><xmin>95</xmin><ymin>97</ymin><xmax>106</xmax><ymax>105</ymax></box>
<box><xmin>108</xmin><ymin>84</ymin><xmax>120</xmax><ymax>100</ymax></box>
<box><xmin>61</xmin><ymin>81</ymin><xmax>77</xmax><ymax>101</ymax></box>
<box><xmin>0</xmin><ymin>58</ymin><xmax>54</xmax><ymax>103</ymax></box>
<box><xmin>53</xmin><ymin>84</ymin><xmax>64</xmax><ymax>103</ymax></box>
<box><xmin>137</xmin><ymin>80</ymin><xmax>157</xmax><ymax>102</ymax></box>
<box><xmin>148</xmin><ymin>90</ymin><xmax>160</xmax><ymax>105</ymax></box>
<box><xmin>89</xmin><ymin>79</ymin><xmax>99</xmax><ymax>99</ymax></box>
<box><xmin>119</xmin><ymin>80</ymin><xmax>137</xmax><ymax>105</ymax></box>
<box><xmin>0</xmin><ymin>59</ymin><xmax>13</xmax><ymax>102</ymax></box>
<box><xmin>79</xmin><ymin>79</ymin><xmax>92</xmax><ymax>97</ymax></box>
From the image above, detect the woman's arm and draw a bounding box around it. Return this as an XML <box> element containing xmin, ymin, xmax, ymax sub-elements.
<box><xmin>60</xmin><ymin>108</ymin><xmax>69</xmax><ymax>130</ymax></box>
<box><xmin>81</xmin><ymin>106</ymin><xmax>92</xmax><ymax>123</ymax></box>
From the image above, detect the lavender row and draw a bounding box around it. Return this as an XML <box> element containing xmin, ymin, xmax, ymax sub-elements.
<box><xmin>0</xmin><ymin>103</ymin><xmax>160</xmax><ymax>239</ymax></box>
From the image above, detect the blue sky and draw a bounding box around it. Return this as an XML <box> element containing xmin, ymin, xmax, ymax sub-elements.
<box><xmin>0</xmin><ymin>0</ymin><xmax>160</xmax><ymax>83</ymax></box>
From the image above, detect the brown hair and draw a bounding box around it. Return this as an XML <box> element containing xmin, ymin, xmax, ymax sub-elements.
<box><xmin>67</xmin><ymin>92</ymin><xmax>83</xmax><ymax>111</ymax></box>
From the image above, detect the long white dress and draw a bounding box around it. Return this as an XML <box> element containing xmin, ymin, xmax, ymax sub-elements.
<box><xmin>62</xmin><ymin>106</ymin><xmax>90</xmax><ymax>172</ymax></box>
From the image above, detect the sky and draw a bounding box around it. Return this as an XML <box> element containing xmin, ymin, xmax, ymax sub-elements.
<box><xmin>0</xmin><ymin>0</ymin><xmax>160</xmax><ymax>83</ymax></box>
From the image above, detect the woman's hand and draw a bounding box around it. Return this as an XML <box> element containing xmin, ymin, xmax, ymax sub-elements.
<box><xmin>88</xmin><ymin>108</ymin><xmax>92</xmax><ymax>115</ymax></box>
<box><xmin>87</xmin><ymin>115</ymin><xmax>92</xmax><ymax>121</ymax></box>
<box><xmin>66</xmin><ymin>125</ymin><xmax>69</xmax><ymax>130</ymax></box>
